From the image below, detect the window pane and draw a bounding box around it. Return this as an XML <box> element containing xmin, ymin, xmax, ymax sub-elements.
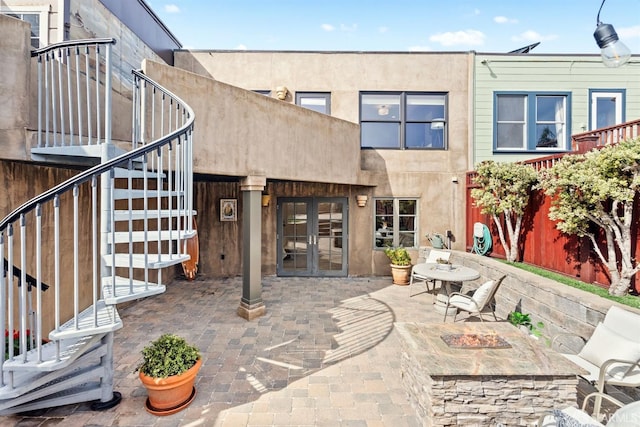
<box><xmin>361</xmin><ymin>123</ymin><xmax>400</xmax><ymax>148</ymax></box>
<box><xmin>375</xmin><ymin>199</ymin><xmax>394</xmax><ymax>248</ymax></box>
<box><xmin>537</xmin><ymin>96</ymin><xmax>564</xmax><ymax>122</ymax></box>
<box><xmin>406</xmin><ymin>123</ymin><xmax>445</xmax><ymax>149</ymax></box>
<box><xmin>497</xmin><ymin>123</ymin><xmax>525</xmax><ymax>149</ymax></box>
<box><xmin>399</xmin><ymin>200</ymin><xmax>416</xmax><ymax>215</ymax></box>
<box><xmin>296</xmin><ymin>93</ymin><xmax>330</xmax><ymax>114</ymax></box>
<box><xmin>596</xmin><ymin>97</ymin><xmax>616</xmax><ymax>128</ymax></box>
<box><xmin>406</xmin><ymin>94</ymin><xmax>445</xmax><ymax>121</ymax></box>
<box><xmin>497</xmin><ymin>95</ymin><xmax>525</xmax><ymax>121</ymax></box>
<box><xmin>536</xmin><ymin>124</ymin><xmax>563</xmax><ymax>148</ymax></box>
<box><xmin>361</xmin><ymin>94</ymin><xmax>401</xmax><ymax>121</ymax></box>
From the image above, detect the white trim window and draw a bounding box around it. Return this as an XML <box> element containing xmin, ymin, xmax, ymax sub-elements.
<box><xmin>590</xmin><ymin>90</ymin><xmax>625</xmax><ymax>130</ymax></box>
<box><xmin>495</xmin><ymin>92</ymin><xmax>570</xmax><ymax>151</ymax></box>
<box><xmin>374</xmin><ymin>198</ymin><xmax>417</xmax><ymax>249</ymax></box>
<box><xmin>1</xmin><ymin>5</ymin><xmax>50</xmax><ymax>48</ymax></box>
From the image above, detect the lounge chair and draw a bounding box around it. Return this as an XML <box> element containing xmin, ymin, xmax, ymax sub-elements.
<box><xmin>443</xmin><ymin>275</ymin><xmax>506</xmax><ymax>323</ymax></box>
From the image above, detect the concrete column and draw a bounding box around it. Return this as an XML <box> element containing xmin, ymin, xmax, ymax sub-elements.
<box><xmin>237</xmin><ymin>175</ymin><xmax>266</xmax><ymax>320</ymax></box>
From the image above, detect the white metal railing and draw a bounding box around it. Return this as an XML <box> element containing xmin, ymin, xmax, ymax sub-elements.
<box><xmin>32</xmin><ymin>38</ymin><xmax>116</xmax><ymax>149</ymax></box>
<box><xmin>1</xmin><ymin>39</ymin><xmax>194</xmax><ymax>396</ymax></box>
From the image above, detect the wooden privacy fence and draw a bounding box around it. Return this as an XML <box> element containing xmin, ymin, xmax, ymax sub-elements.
<box><xmin>465</xmin><ymin>119</ymin><xmax>640</xmax><ymax>293</ymax></box>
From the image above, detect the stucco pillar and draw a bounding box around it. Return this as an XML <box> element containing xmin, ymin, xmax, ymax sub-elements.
<box><xmin>237</xmin><ymin>175</ymin><xmax>266</xmax><ymax>320</ymax></box>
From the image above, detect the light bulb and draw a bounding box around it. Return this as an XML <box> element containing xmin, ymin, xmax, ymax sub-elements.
<box><xmin>594</xmin><ymin>23</ymin><xmax>631</xmax><ymax>68</ymax></box>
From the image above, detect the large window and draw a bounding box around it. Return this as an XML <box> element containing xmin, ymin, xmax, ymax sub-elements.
<box><xmin>295</xmin><ymin>92</ymin><xmax>331</xmax><ymax>114</ymax></box>
<box><xmin>494</xmin><ymin>92</ymin><xmax>570</xmax><ymax>151</ymax></box>
<box><xmin>374</xmin><ymin>198</ymin><xmax>417</xmax><ymax>248</ymax></box>
<box><xmin>360</xmin><ymin>92</ymin><xmax>447</xmax><ymax>149</ymax></box>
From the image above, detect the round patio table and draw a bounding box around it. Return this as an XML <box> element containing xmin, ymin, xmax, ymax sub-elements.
<box><xmin>411</xmin><ymin>263</ymin><xmax>480</xmax><ymax>314</ymax></box>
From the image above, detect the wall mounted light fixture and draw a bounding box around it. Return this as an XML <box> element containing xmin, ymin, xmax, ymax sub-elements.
<box><xmin>594</xmin><ymin>0</ymin><xmax>631</xmax><ymax>68</ymax></box>
<box><xmin>356</xmin><ymin>195</ymin><xmax>368</xmax><ymax>207</ymax></box>
<box><xmin>261</xmin><ymin>194</ymin><xmax>271</xmax><ymax>207</ymax></box>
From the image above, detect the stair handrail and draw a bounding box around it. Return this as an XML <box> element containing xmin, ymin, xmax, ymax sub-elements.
<box><xmin>1</xmin><ymin>59</ymin><xmax>193</xmax><ymax>396</ymax></box>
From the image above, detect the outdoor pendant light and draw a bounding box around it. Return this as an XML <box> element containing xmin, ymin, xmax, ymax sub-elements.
<box><xmin>593</xmin><ymin>0</ymin><xmax>631</xmax><ymax>67</ymax></box>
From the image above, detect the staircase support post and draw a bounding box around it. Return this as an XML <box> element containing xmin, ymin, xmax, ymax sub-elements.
<box><xmin>237</xmin><ymin>175</ymin><xmax>266</xmax><ymax>321</ymax></box>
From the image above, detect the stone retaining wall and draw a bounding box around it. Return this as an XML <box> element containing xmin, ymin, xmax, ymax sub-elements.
<box><xmin>418</xmin><ymin>247</ymin><xmax>640</xmax><ymax>343</ymax></box>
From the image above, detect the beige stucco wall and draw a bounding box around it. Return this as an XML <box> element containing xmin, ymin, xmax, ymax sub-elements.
<box><xmin>174</xmin><ymin>51</ymin><xmax>472</xmax><ymax>263</ymax></box>
<box><xmin>0</xmin><ymin>15</ymin><xmax>31</xmax><ymax>159</ymax></box>
<box><xmin>142</xmin><ymin>60</ymin><xmax>364</xmax><ymax>185</ymax></box>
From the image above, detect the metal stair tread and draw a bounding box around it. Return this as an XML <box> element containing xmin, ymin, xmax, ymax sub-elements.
<box><xmin>113</xmin><ymin>209</ymin><xmax>196</xmax><ymax>221</ymax></box>
<box><xmin>2</xmin><ymin>334</ymin><xmax>104</xmax><ymax>373</ymax></box>
<box><xmin>107</xmin><ymin>229</ymin><xmax>196</xmax><ymax>244</ymax></box>
<box><xmin>102</xmin><ymin>276</ymin><xmax>166</xmax><ymax>304</ymax></box>
<box><xmin>103</xmin><ymin>253</ymin><xmax>191</xmax><ymax>269</ymax></box>
<box><xmin>112</xmin><ymin>188</ymin><xmax>181</xmax><ymax>200</ymax></box>
<box><xmin>48</xmin><ymin>301</ymin><xmax>122</xmax><ymax>341</ymax></box>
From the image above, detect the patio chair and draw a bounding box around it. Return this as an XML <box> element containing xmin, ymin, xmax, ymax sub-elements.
<box><xmin>550</xmin><ymin>305</ymin><xmax>640</xmax><ymax>418</ymax></box>
<box><xmin>443</xmin><ymin>275</ymin><xmax>505</xmax><ymax>323</ymax></box>
<box><xmin>537</xmin><ymin>391</ymin><xmax>640</xmax><ymax>427</ymax></box>
<box><xmin>408</xmin><ymin>249</ymin><xmax>451</xmax><ymax>298</ymax></box>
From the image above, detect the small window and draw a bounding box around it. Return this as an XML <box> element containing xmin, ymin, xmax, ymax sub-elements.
<box><xmin>2</xmin><ymin>9</ymin><xmax>47</xmax><ymax>48</ymax></box>
<box><xmin>295</xmin><ymin>92</ymin><xmax>331</xmax><ymax>114</ymax></box>
<box><xmin>360</xmin><ymin>92</ymin><xmax>447</xmax><ymax>149</ymax></box>
<box><xmin>494</xmin><ymin>92</ymin><xmax>570</xmax><ymax>152</ymax></box>
<box><xmin>374</xmin><ymin>198</ymin><xmax>417</xmax><ymax>248</ymax></box>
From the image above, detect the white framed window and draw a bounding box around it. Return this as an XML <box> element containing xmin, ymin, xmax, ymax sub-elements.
<box><xmin>589</xmin><ymin>90</ymin><xmax>625</xmax><ymax>130</ymax></box>
<box><xmin>295</xmin><ymin>92</ymin><xmax>331</xmax><ymax>114</ymax></box>
<box><xmin>1</xmin><ymin>5</ymin><xmax>50</xmax><ymax>48</ymax></box>
<box><xmin>360</xmin><ymin>92</ymin><xmax>447</xmax><ymax>149</ymax></box>
<box><xmin>494</xmin><ymin>92</ymin><xmax>570</xmax><ymax>151</ymax></box>
<box><xmin>374</xmin><ymin>198</ymin><xmax>417</xmax><ymax>249</ymax></box>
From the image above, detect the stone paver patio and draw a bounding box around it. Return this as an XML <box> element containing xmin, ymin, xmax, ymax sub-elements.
<box><xmin>3</xmin><ymin>275</ymin><xmax>616</xmax><ymax>426</ymax></box>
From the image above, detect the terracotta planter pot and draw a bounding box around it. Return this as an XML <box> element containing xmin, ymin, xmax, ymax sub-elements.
<box><xmin>139</xmin><ymin>358</ymin><xmax>202</xmax><ymax>413</ymax></box>
<box><xmin>390</xmin><ymin>264</ymin><xmax>412</xmax><ymax>285</ymax></box>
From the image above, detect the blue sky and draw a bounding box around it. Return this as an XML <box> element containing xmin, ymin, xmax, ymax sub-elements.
<box><xmin>149</xmin><ymin>0</ymin><xmax>640</xmax><ymax>54</ymax></box>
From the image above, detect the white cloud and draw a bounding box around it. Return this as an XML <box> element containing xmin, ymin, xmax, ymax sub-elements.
<box><xmin>321</xmin><ymin>24</ymin><xmax>335</xmax><ymax>32</ymax></box>
<box><xmin>618</xmin><ymin>25</ymin><xmax>640</xmax><ymax>39</ymax></box>
<box><xmin>512</xmin><ymin>30</ymin><xmax>557</xmax><ymax>42</ymax></box>
<box><xmin>164</xmin><ymin>4</ymin><xmax>180</xmax><ymax>13</ymax></box>
<box><xmin>340</xmin><ymin>23</ymin><xmax>357</xmax><ymax>32</ymax></box>
<box><xmin>408</xmin><ymin>45</ymin><xmax>432</xmax><ymax>52</ymax></box>
<box><xmin>235</xmin><ymin>44</ymin><xmax>247</xmax><ymax>50</ymax></box>
<box><xmin>474</xmin><ymin>8</ymin><xmax>481</xmax><ymax>15</ymax></box>
<box><xmin>494</xmin><ymin>16</ymin><xmax>518</xmax><ymax>24</ymax></box>
<box><xmin>378</xmin><ymin>26</ymin><xmax>389</xmax><ymax>34</ymax></box>
<box><xmin>429</xmin><ymin>29</ymin><xmax>485</xmax><ymax>47</ymax></box>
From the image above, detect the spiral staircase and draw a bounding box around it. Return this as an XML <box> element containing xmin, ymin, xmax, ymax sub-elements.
<box><xmin>0</xmin><ymin>38</ymin><xmax>195</xmax><ymax>414</ymax></box>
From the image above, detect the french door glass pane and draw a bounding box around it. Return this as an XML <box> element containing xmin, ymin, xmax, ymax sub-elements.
<box><xmin>596</xmin><ymin>97</ymin><xmax>616</xmax><ymax>128</ymax></box>
<box><xmin>316</xmin><ymin>202</ymin><xmax>344</xmax><ymax>272</ymax></box>
<box><xmin>282</xmin><ymin>202</ymin><xmax>308</xmax><ymax>271</ymax></box>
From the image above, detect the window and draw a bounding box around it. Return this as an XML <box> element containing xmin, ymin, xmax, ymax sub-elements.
<box><xmin>295</xmin><ymin>92</ymin><xmax>331</xmax><ymax>114</ymax></box>
<box><xmin>2</xmin><ymin>7</ymin><xmax>49</xmax><ymax>48</ymax></box>
<box><xmin>589</xmin><ymin>89</ymin><xmax>625</xmax><ymax>130</ymax></box>
<box><xmin>360</xmin><ymin>92</ymin><xmax>447</xmax><ymax>149</ymax></box>
<box><xmin>374</xmin><ymin>198</ymin><xmax>417</xmax><ymax>248</ymax></box>
<box><xmin>494</xmin><ymin>92</ymin><xmax>570</xmax><ymax>151</ymax></box>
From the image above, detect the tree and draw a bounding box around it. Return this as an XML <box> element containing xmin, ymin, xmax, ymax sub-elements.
<box><xmin>471</xmin><ymin>161</ymin><xmax>539</xmax><ymax>262</ymax></box>
<box><xmin>539</xmin><ymin>138</ymin><xmax>640</xmax><ymax>296</ymax></box>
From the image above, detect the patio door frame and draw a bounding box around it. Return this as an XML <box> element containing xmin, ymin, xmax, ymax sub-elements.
<box><xmin>276</xmin><ymin>197</ymin><xmax>348</xmax><ymax>277</ymax></box>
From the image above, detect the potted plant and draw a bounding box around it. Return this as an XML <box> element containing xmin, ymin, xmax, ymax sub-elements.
<box><xmin>384</xmin><ymin>246</ymin><xmax>412</xmax><ymax>285</ymax></box>
<box><xmin>507</xmin><ymin>311</ymin><xmax>545</xmax><ymax>339</ymax></box>
<box><xmin>137</xmin><ymin>333</ymin><xmax>202</xmax><ymax>415</ymax></box>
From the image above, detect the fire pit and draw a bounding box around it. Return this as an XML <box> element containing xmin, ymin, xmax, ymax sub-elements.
<box><xmin>441</xmin><ymin>333</ymin><xmax>511</xmax><ymax>349</ymax></box>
